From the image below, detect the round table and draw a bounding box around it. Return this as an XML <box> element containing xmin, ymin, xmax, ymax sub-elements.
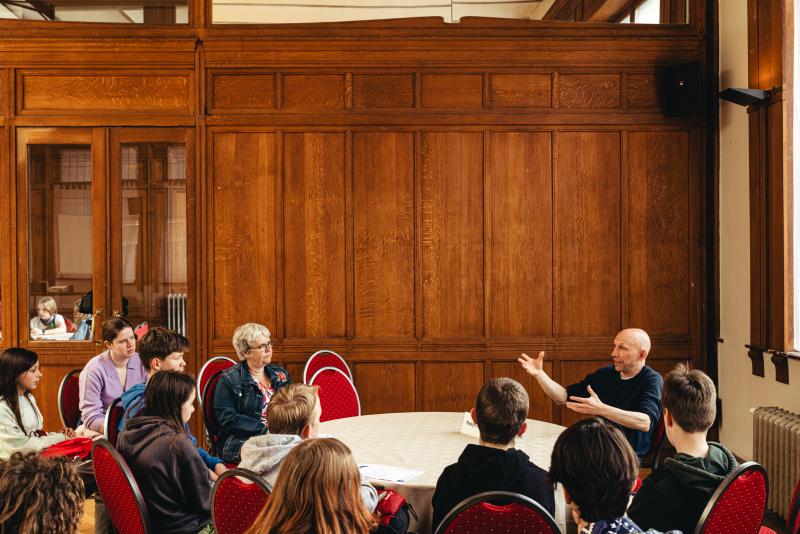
<box><xmin>319</xmin><ymin>412</ymin><xmax>567</xmax><ymax>533</ymax></box>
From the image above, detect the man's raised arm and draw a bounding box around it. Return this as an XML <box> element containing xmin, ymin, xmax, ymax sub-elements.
<box><xmin>518</xmin><ymin>352</ymin><xmax>568</xmax><ymax>405</ymax></box>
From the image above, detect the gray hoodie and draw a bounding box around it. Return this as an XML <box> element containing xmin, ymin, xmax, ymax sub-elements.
<box><xmin>238</xmin><ymin>433</ymin><xmax>379</xmax><ymax>512</ymax></box>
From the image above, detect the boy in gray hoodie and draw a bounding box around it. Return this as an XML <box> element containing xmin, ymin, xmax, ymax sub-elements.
<box><xmin>627</xmin><ymin>364</ymin><xmax>737</xmax><ymax>534</ymax></box>
<box><xmin>238</xmin><ymin>383</ymin><xmax>379</xmax><ymax>511</ymax></box>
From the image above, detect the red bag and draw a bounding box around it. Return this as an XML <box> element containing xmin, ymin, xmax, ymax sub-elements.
<box><xmin>376</xmin><ymin>489</ymin><xmax>409</xmax><ymax>528</ymax></box>
<box><xmin>41</xmin><ymin>437</ymin><xmax>93</xmax><ymax>460</ymax></box>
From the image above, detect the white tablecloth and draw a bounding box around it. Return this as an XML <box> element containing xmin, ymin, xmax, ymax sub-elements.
<box><xmin>319</xmin><ymin>412</ymin><xmax>567</xmax><ymax>533</ymax></box>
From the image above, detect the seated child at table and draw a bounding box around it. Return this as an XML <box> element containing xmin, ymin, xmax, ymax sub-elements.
<box><xmin>117</xmin><ymin>371</ymin><xmax>213</xmax><ymax>534</ymax></box>
<box><xmin>119</xmin><ymin>327</ymin><xmax>227</xmax><ymax>480</ymax></box>
<box><xmin>549</xmin><ymin>417</ymin><xmax>680</xmax><ymax>534</ymax></box>
<box><xmin>29</xmin><ymin>296</ymin><xmax>67</xmax><ymax>336</ymax></box>
<box><xmin>0</xmin><ymin>451</ymin><xmax>85</xmax><ymax>534</ymax></box>
<box><xmin>239</xmin><ymin>383</ymin><xmax>378</xmax><ymax>510</ymax></box>
<box><xmin>627</xmin><ymin>364</ymin><xmax>737</xmax><ymax>533</ymax></box>
<box><xmin>431</xmin><ymin>377</ymin><xmax>555</xmax><ymax>531</ymax></box>
<box><xmin>245</xmin><ymin>438</ymin><xmax>378</xmax><ymax>534</ymax></box>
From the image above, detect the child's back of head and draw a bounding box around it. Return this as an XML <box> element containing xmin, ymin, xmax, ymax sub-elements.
<box><xmin>662</xmin><ymin>363</ymin><xmax>716</xmax><ymax>434</ymax></box>
<box><xmin>267</xmin><ymin>383</ymin><xmax>320</xmax><ymax>437</ymax></box>
<box><xmin>475</xmin><ymin>377</ymin><xmax>529</xmax><ymax>446</ymax></box>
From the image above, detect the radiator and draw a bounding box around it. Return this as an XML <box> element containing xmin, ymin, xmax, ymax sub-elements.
<box><xmin>166</xmin><ymin>293</ymin><xmax>188</xmax><ymax>337</ymax></box>
<box><xmin>753</xmin><ymin>407</ymin><xmax>800</xmax><ymax>518</ymax></box>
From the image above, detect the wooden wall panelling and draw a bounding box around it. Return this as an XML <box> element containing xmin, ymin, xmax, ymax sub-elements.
<box><xmin>354</xmin><ymin>361</ymin><xmax>416</xmax><ymax>414</ymax></box>
<box><xmin>421</xmin><ymin>74</ymin><xmax>483</xmax><ymax>109</ymax></box>
<box><xmin>625</xmin><ymin>73</ymin><xmax>663</xmax><ymax>110</ymax></box>
<box><xmin>352</xmin><ymin>132</ymin><xmax>415</xmax><ymax>338</ymax></box>
<box><xmin>209</xmin><ymin>73</ymin><xmax>277</xmax><ymax>113</ymax></box>
<box><xmin>283</xmin><ymin>132</ymin><xmax>347</xmax><ymax>339</ymax></box>
<box><xmin>211</xmin><ymin>132</ymin><xmax>277</xmax><ymax>340</ymax></box>
<box><xmin>558</xmin><ymin>74</ymin><xmax>621</xmax><ymax>109</ymax></box>
<box><xmin>16</xmin><ymin>71</ymin><xmax>194</xmax><ymax>116</ymax></box>
<box><xmin>627</xmin><ymin>130</ymin><xmax>691</xmax><ymax>334</ymax></box>
<box><xmin>422</xmin><ymin>361</ymin><xmax>484</xmax><ymax>411</ymax></box>
<box><xmin>282</xmin><ymin>75</ymin><xmax>346</xmax><ymax>111</ymax></box>
<box><xmin>490</xmin><ymin>359</ymin><xmax>555</xmax><ymax>423</ymax></box>
<box><xmin>489</xmin><ymin>131</ymin><xmax>553</xmax><ymax>338</ymax></box>
<box><xmin>555</xmin><ymin>131</ymin><xmax>622</xmax><ymax>336</ymax></box>
<box><xmin>421</xmin><ymin>132</ymin><xmax>484</xmax><ymax>338</ymax></box>
<box><xmin>489</xmin><ymin>74</ymin><xmax>552</xmax><ymax>108</ymax></box>
<box><xmin>0</xmin><ymin>69</ymin><xmax>6</xmax><ymax>122</ymax></box>
<box><xmin>352</xmin><ymin>74</ymin><xmax>415</xmax><ymax>110</ymax></box>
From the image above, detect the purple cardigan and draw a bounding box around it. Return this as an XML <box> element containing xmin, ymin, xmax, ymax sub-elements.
<box><xmin>79</xmin><ymin>350</ymin><xmax>148</xmax><ymax>432</ymax></box>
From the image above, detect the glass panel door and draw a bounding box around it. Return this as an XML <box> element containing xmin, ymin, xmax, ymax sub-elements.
<box><xmin>109</xmin><ymin>129</ymin><xmax>192</xmax><ymax>338</ymax></box>
<box><xmin>17</xmin><ymin>128</ymin><xmax>107</xmax><ymax>344</ymax></box>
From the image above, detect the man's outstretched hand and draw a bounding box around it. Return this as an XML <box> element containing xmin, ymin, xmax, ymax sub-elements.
<box><xmin>566</xmin><ymin>385</ymin><xmax>606</xmax><ymax>416</ymax></box>
<box><xmin>518</xmin><ymin>351</ymin><xmax>545</xmax><ymax>377</ymax></box>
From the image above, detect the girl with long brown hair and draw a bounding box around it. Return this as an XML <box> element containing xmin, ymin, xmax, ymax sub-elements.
<box><xmin>0</xmin><ymin>347</ymin><xmax>73</xmax><ymax>459</ymax></box>
<box><xmin>246</xmin><ymin>438</ymin><xmax>378</xmax><ymax>534</ymax></box>
<box><xmin>117</xmin><ymin>371</ymin><xmax>214</xmax><ymax>534</ymax></box>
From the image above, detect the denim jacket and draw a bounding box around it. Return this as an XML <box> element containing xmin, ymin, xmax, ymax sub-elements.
<box><xmin>213</xmin><ymin>361</ymin><xmax>291</xmax><ymax>462</ymax></box>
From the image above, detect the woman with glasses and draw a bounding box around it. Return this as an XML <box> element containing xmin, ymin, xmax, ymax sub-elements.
<box><xmin>213</xmin><ymin>322</ymin><xmax>292</xmax><ymax>463</ymax></box>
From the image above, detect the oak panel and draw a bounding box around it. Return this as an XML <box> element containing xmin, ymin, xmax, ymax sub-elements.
<box><xmin>647</xmin><ymin>358</ymin><xmax>687</xmax><ymax>378</ymax></box>
<box><xmin>422</xmin><ymin>361</ymin><xmax>484</xmax><ymax>411</ymax></box>
<box><xmin>490</xmin><ymin>131</ymin><xmax>553</xmax><ymax>337</ymax></box>
<box><xmin>558</xmin><ymin>74</ymin><xmax>621</xmax><ymax>109</ymax></box>
<box><xmin>354</xmin><ymin>362</ymin><xmax>416</xmax><ymax>414</ymax></box>
<box><xmin>282</xmin><ymin>362</ymin><xmax>305</xmax><ymax>383</ymax></box>
<box><xmin>628</xmin><ymin>131</ymin><xmax>690</xmax><ymax>334</ymax></box>
<box><xmin>0</xmin><ymin>71</ymin><xmax>6</xmax><ymax>116</ymax></box>
<box><xmin>626</xmin><ymin>73</ymin><xmax>663</xmax><ymax>109</ymax></box>
<box><xmin>559</xmin><ymin>359</ymin><xmax>604</xmax><ymax>427</ymax></box>
<box><xmin>421</xmin><ymin>74</ymin><xmax>483</xmax><ymax>108</ymax></box>
<box><xmin>282</xmin><ymin>74</ymin><xmax>345</xmax><ymax>110</ymax></box>
<box><xmin>352</xmin><ymin>74</ymin><xmax>415</xmax><ymax>109</ymax></box>
<box><xmin>18</xmin><ymin>73</ymin><xmax>193</xmax><ymax>114</ymax></box>
<box><xmin>283</xmin><ymin>132</ymin><xmax>347</xmax><ymax>338</ymax></box>
<box><xmin>556</xmin><ymin>131</ymin><xmax>621</xmax><ymax>336</ymax></box>
<box><xmin>353</xmin><ymin>132</ymin><xmax>415</xmax><ymax>338</ymax></box>
<box><xmin>490</xmin><ymin>360</ymin><xmax>555</xmax><ymax>423</ymax></box>
<box><xmin>490</xmin><ymin>74</ymin><xmax>552</xmax><ymax>108</ymax></box>
<box><xmin>212</xmin><ymin>132</ymin><xmax>277</xmax><ymax>340</ymax></box>
<box><xmin>421</xmin><ymin>132</ymin><xmax>484</xmax><ymax>338</ymax></box>
<box><xmin>211</xmin><ymin>73</ymin><xmax>276</xmax><ymax>112</ymax></box>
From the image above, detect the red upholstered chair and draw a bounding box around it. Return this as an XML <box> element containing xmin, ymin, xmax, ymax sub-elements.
<box><xmin>92</xmin><ymin>439</ymin><xmax>151</xmax><ymax>534</ymax></box>
<box><xmin>58</xmin><ymin>368</ymin><xmax>82</xmax><ymax>429</ymax></box>
<box><xmin>308</xmin><ymin>366</ymin><xmax>361</xmax><ymax>422</ymax></box>
<box><xmin>104</xmin><ymin>397</ymin><xmax>125</xmax><ymax>446</ymax></box>
<box><xmin>211</xmin><ymin>468</ymin><xmax>271</xmax><ymax>534</ymax></box>
<box><xmin>435</xmin><ymin>491</ymin><xmax>559</xmax><ymax>534</ymax></box>
<box><xmin>303</xmin><ymin>350</ymin><xmax>352</xmax><ymax>384</ymax></box>
<box><xmin>786</xmin><ymin>478</ymin><xmax>800</xmax><ymax>534</ymax></box>
<box><xmin>198</xmin><ymin>356</ymin><xmax>237</xmax><ymax>408</ymax></box>
<box><xmin>202</xmin><ymin>369</ymin><xmax>226</xmax><ymax>456</ymax></box>
<box><xmin>695</xmin><ymin>461</ymin><xmax>769</xmax><ymax>534</ymax></box>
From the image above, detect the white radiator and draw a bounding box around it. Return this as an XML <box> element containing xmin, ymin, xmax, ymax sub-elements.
<box><xmin>167</xmin><ymin>293</ymin><xmax>188</xmax><ymax>336</ymax></box>
<box><xmin>753</xmin><ymin>407</ymin><xmax>800</xmax><ymax>518</ymax></box>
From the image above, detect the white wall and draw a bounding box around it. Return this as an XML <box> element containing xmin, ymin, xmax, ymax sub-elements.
<box><xmin>718</xmin><ymin>0</ymin><xmax>800</xmax><ymax>458</ymax></box>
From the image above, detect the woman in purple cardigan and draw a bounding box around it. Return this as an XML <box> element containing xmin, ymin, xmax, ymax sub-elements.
<box><xmin>78</xmin><ymin>317</ymin><xmax>148</xmax><ymax>433</ymax></box>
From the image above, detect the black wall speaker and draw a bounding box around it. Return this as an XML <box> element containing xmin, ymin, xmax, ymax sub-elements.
<box><xmin>662</xmin><ymin>61</ymin><xmax>704</xmax><ymax>117</ymax></box>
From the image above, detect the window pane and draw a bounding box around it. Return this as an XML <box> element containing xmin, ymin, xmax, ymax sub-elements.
<box><xmin>27</xmin><ymin>145</ymin><xmax>93</xmax><ymax>342</ymax></box>
<box><xmin>0</xmin><ymin>0</ymin><xmax>188</xmax><ymax>24</ymax></box>
<box><xmin>120</xmin><ymin>143</ymin><xmax>188</xmax><ymax>335</ymax></box>
<box><xmin>634</xmin><ymin>0</ymin><xmax>660</xmax><ymax>24</ymax></box>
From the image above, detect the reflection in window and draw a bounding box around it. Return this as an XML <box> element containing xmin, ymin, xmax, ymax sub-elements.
<box><xmin>0</xmin><ymin>0</ymin><xmax>187</xmax><ymax>23</ymax></box>
<box><xmin>27</xmin><ymin>145</ymin><xmax>93</xmax><ymax>341</ymax></box>
<box><xmin>634</xmin><ymin>0</ymin><xmax>659</xmax><ymax>24</ymax></box>
<box><xmin>120</xmin><ymin>144</ymin><xmax>188</xmax><ymax>335</ymax></box>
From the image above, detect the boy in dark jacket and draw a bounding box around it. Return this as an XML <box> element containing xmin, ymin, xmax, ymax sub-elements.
<box><xmin>431</xmin><ymin>377</ymin><xmax>555</xmax><ymax>531</ymax></box>
<box><xmin>627</xmin><ymin>364</ymin><xmax>737</xmax><ymax>534</ymax></box>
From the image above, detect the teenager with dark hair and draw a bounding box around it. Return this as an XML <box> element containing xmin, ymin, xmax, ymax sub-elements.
<box><xmin>628</xmin><ymin>364</ymin><xmax>736</xmax><ymax>533</ymax></box>
<box><xmin>0</xmin><ymin>451</ymin><xmax>85</xmax><ymax>534</ymax></box>
<box><xmin>549</xmin><ymin>418</ymin><xmax>679</xmax><ymax>534</ymax></box>
<box><xmin>431</xmin><ymin>378</ymin><xmax>554</xmax><ymax>531</ymax></box>
<box><xmin>0</xmin><ymin>348</ymin><xmax>73</xmax><ymax>459</ymax></box>
<box><xmin>118</xmin><ymin>371</ymin><xmax>214</xmax><ymax>534</ymax></box>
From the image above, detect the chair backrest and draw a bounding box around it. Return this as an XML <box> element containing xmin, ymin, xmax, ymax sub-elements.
<box><xmin>695</xmin><ymin>461</ymin><xmax>769</xmax><ymax>534</ymax></box>
<box><xmin>198</xmin><ymin>356</ymin><xmax>237</xmax><ymax>407</ymax></box>
<box><xmin>202</xmin><ymin>369</ymin><xmax>226</xmax><ymax>454</ymax></box>
<box><xmin>92</xmin><ymin>439</ymin><xmax>151</xmax><ymax>534</ymax></box>
<box><xmin>211</xmin><ymin>468</ymin><xmax>271</xmax><ymax>534</ymax></box>
<box><xmin>104</xmin><ymin>397</ymin><xmax>125</xmax><ymax>446</ymax></box>
<box><xmin>308</xmin><ymin>366</ymin><xmax>361</xmax><ymax>422</ymax></box>
<box><xmin>58</xmin><ymin>368</ymin><xmax>83</xmax><ymax>429</ymax></box>
<box><xmin>303</xmin><ymin>350</ymin><xmax>352</xmax><ymax>384</ymax></box>
<box><xmin>787</xmin><ymin>478</ymin><xmax>800</xmax><ymax>534</ymax></box>
<box><xmin>435</xmin><ymin>491</ymin><xmax>560</xmax><ymax>534</ymax></box>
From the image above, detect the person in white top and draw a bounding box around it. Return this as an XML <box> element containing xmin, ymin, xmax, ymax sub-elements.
<box><xmin>0</xmin><ymin>347</ymin><xmax>73</xmax><ymax>459</ymax></box>
<box><xmin>29</xmin><ymin>296</ymin><xmax>67</xmax><ymax>336</ymax></box>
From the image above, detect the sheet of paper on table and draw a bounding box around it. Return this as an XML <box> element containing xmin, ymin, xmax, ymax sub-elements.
<box><xmin>459</xmin><ymin>411</ymin><xmax>480</xmax><ymax>438</ymax></box>
<box><xmin>358</xmin><ymin>463</ymin><xmax>423</xmax><ymax>484</ymax></box>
